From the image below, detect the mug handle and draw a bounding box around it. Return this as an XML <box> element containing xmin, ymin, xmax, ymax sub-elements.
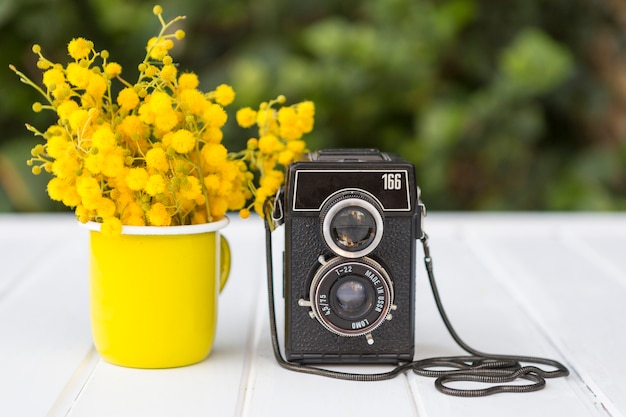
<box><xmin>219</xmin><ymin>235</ymin><xmax>231</xmax><ymax>292</ymax></box>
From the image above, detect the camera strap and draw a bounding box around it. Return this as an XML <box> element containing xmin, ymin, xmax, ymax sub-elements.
<box><xmin>262</xmin><ymin>198</ymin><xmax>569</xmax><ymax>396</ymax></box>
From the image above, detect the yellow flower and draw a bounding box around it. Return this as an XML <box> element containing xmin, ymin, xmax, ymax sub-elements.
<box><xmin>66</xmin><ymin>62</ymin><xmax>91</xmax><ymax>89</ymax></box>
<box><xmin>12</xmin><ymin>7</ymin><xmax>316</xmax><ymax>228</ymax></box>
<box><xmin>146</xmin><ymin>202</ymin><xmax>171</xmax><ymax>226</ymax></box>
<box><xmin>117</xmin><ymin>87</ymin><xmax>140</xmax><ymax>111</ymax></box>
<box><xmin>260</xmin><ymin>169</ymin><xmax>284</xmax><ymax>192</ymax></box>
<box><xmin>145</xmin><ymin>147</ymin><xmax>169</xmax><ymax>172</ymax></box>
<box><xmin>126</xmin><ymin>167</ymin><xmax>149</xmax><ymax>191</ymax></box>
<box><xmin>203</xmin><ymin>103</ymin><xmax>227</xmax><ymax>128</ymax></box>
<box><xmin>277</xmin><ymin>149</ymin><xmax>295</xmax><ymax>166</ymax></box>
<box><xmin>47</xmin><ymin>177</ymin><xmax>69</xmax><ymax>201</ymax></box>
<box><xmin>91</xmin><ymin>124</ymin><xmax>116</xmax><ymax>152</ymax></box>
<box><xmin>192</xmin><ymin>209</ymin><xmax>208</xmax><ymax>224</ymax></box>
<box><xmin>101</xmin><ymin>217</ymin><xmax>123</xmax><ymax>236</ymax></box>
<box><xmin>213</xmin><ymin>84</ymin><xmax>235</xmax><ymax>106</ymax></box>
<box><xmin>239</xmin><ymin>208</ymin><xmax>251</xmax><ymax>219</ymax></box>
<box><xmin>154</xmin><ymin>109</ymin><xmax>179</xmax><ymax>132</ymax></box>
<box><xmin>76</xmin><ymin>205</ymin><xmax>92</xmax><ymax>223</ymax></box>
<box><xmin>124</xmin><ymin>215</ymin><xmax>146</xmax><ymax>227</ymax></box>
<box><xmin>56</xmin><ymin>100</ymin><xmax>79</xmax><ymax>120</ymax></box>
<box><xmin>208</xmin><ymin>196</ymin><xmax>228</xmax><ymax>219</ymax></box>
<box><xmin>160</xmin><ymin>64</ymin><xmax>177</xmax><ymax>83</ymax></box>
<box><xmin>227</xmin><ymin>190</ymin><xmax>246</xmax><ymax>210</ymax></box>
<box><xmin>178</xmin><ymin>72</ymin><xmax>199</xmax><ymax>90</ymax></box>
<box><xmin>118</xmin><ymin>115</ymin><xmax>149</xmax><ymax>142</ymax></box>
<box><xmin>287</xmin><ymin>139</ymin><xmax>306</xmax><ymax>154</ymax></box>
<box><xmin>146</xmin><ymin>37</ymin><xmax>174</xmax><ymax>61</ymax></box>
<box><xmin>278</xmin><ymin>106</ymin><xmax>297</xmax><ymax>126</ymax></box>
<box><xmin>202</xmin><ymin>127</ymin><xmax>223</xmax><ymax>143</ymax></box>
<box><xmin>145</xmin><ymin>65</ymin><xmax>159</xmax><ymax>78</ymax></box>
<box><xmin>203</xmin><ymin>174</ymin><xmax>220</xmax><ymax>193</ymax></box>
<box><xmin>46</xmin><ymin>134</ymin><xmax>70</xmax><ymax>159</ymax></box>
<box><xmin>76</xmin><ymin>175</ymin><xmax>101</xmax><ymax>201</ymax></box>
<box><xmin>67</xmin><ymin>37</ymin><xmax>93</xmax><ymax>60</ymax></box>
<box><xmin>148</xmin><ymin>91</ymin><xmax>173</xmax><ymax>115</ymax></box>
<box><xmin>201</xmin><ymin>143</ymin><xmax>227</xmax><ymax>169</ymax></box>
<box><xmin>170</xmin><ymin>129</ymin><xmax>196</xmax><ymax>154</ymax></box>
<box><xmin>62</xmin><ymin>186</ymin><xmax>81</xmax><ymax>208</ymax></box>
<box><xmin>86</xmin><ymin>73</ymin><xmax>107</xmax><ymax>101</ymax></box>
<box><xmin>297</xmin><ymin>100</ymin><xmax>315</xmax><ymax>117</ymax></box>
<box><xmin>104</xmin><ymin>62</ymin><xmax>122</xmax><ymax>78</ymax></box>
<box><xmin>52</xmin><ymin>154</ymin><xmax>80</xmax><ymax>179</ymax></box>
<box><xmin>296</xmin><ymin>101</ymin><xmax>315</xmax><ymax>133</ymax></box>
<box><xmin>68</xmin><ymin>109</ymin><xmax>90</xmax><ymax>134</ymax></box>
<box><xmin>258</xmin><ymin>134</ymin><xmax>283</xmax><ymax>154</ymax></box>
<box><xmin>84</xmin><ymin>152</ymin><xmax>104</xmax><ymax>175</ymax></box>
<box><xmin>121</xmin><ymin>200</ymin><xmax>145</xmax><ymax>226</ymax></box>
<box><xmin>145</xmin><ymin>174</ymin><xmax>166</xmax><ymax>196</ymax></box>
<box><xmin>96</xmin><ymin>197</ymin><xmax>117</xmax><ymax>218</ymax></box>
<box><xmin>253</xmin><ymin>186</ymin><xmax>273</xmax><ymax>218</ymax></box>
<box><xmin>180</xmin><ymin>89</ymin><xmax>208</xmax><ymax>115</ymax></box>
<box><xmin>278</xmin><ymin>125</ymin><xmax>301</xmax><ymax>141</ymax></box>
<box><xmin>236</xmin><ymin>107</ymin><xmax>257</xmax><ymax>128</ymax></box>
<box><xmin>43</xmin><ymin>68</ymin><xmax>66</xmax><ymax>89</ymax></box>
<box><xmin>246</xmin><ymin>138</ymin><xmax>258</xmax><ymax>150</ymax></box>
<box><xmin>101</xmin><ymin>148</ymin><xmax>126</xmax><ymax>178</ymax></box>
<box><xmin>256</xmin><ymin>106</ymin><xmax>277</xmax><ymax>130</ymax></box>
<box><xmin>179</xmin><ymin>175</ymin><xmax>203</xmax><ymax>202</ymax></box>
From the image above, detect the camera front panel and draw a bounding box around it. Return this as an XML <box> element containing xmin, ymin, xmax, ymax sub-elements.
<box><xmin>283</xmin><ymin>156</ymin><xmax>420</xmax><ymax>364</ymax></box>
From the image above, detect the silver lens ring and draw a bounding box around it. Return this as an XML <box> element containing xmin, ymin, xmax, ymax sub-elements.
<box><xmin>322</xmin><ymin>195</ymin><xmax>384</xmax><ymax>258</ymax></box>
<box><xmin>309</xmin><ymin>256</ymin><xmax>393</xmax><ymax>337</ymax></box>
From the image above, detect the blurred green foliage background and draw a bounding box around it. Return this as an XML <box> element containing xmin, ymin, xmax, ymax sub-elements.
<box><xmin>2</xmin><ymin>0</ymin><xmax>626</xmax><ymax>211</ymax></box>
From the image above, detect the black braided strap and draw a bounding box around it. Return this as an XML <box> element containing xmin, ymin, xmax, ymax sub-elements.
<box><xmin>263</xmin><ymin>199</ymin><xmax>570</xmax><ymax>396</ymax></box>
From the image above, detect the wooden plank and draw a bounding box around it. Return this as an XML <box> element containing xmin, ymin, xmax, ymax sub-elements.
<box><xmin>0</xmin><ymin>214</ymin><xmax>79</xmax><ymax>297</ymax></box>
<box><xmin>463</xmin><ymin>217</ymin><xmax>626</xmax><ymax>417</ymax></box>
<box><xmin>407</xmin><ymin>216</ymin><xmax>606</xmax><ymax>417</ymax></box>
<box><xmin>0</xmin><ymin>215</ymin><xmax>94</xmax><ymax>417</ymax></box>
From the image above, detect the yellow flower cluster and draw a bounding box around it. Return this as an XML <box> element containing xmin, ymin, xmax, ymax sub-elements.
<box><xmin>11</xmin><ymin>5</ymin><xmax>314</xmax><ymax>234</ymax></box>
<box><xmin>234</xmin><ymin>96</ymin><xmax>314</xmax><ymax>217</ymax></box>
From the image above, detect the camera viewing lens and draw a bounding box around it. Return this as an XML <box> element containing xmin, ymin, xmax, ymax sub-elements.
<box><xmin>330</xmin><ymin>207</ymin><xmax>376</xmax><ymax>250</ymax></box>
<box><xmin>330</xmin><ymin>276</ymin><xmax>375</xmax><ymax>321</ymax></box>
<box><xmin>322</xmin><ymin>194</ymin><xmax>384</xmax><ymax>258</ymax></box>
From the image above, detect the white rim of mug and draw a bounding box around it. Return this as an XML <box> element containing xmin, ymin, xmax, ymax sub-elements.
<box><xmin>81</xmin><ymin>216</ymin><xmax>229</xmax><ymax>235</ymax></box>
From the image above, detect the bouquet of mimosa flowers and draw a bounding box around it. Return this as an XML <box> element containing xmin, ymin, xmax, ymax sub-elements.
<box><xmin>10</xmin><ymin>5</ymin><xmax>314</xmax><ymax>235</ymax></box>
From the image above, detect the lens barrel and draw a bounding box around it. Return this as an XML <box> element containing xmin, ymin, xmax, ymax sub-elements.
<box><xmin>309</xmin><ymin>257</ymin><xmax>393</xmax><ymax>337</ymax></box>
<box><xmin>321</xmin><ymin>193</ymin><xmax>384</xmax><ymax>258</ymax></box>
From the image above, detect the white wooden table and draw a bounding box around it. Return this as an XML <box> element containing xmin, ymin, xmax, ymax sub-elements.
<box><xmin>1</xmin><ymin>213</ymin><xmax>625</xmax><ymax>417</ymax></box>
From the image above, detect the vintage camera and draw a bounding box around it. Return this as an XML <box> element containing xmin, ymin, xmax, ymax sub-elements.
<box><xmin>279</xmin><ymin>148</ymin><xmax>424</xmax><ymax>364</ymax></box>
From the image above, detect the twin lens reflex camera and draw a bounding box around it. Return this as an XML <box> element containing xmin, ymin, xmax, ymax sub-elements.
<box><xmin>278</xmin><ymin>148</ymin><xmax>425</xmax><ymax>364</ymax></box>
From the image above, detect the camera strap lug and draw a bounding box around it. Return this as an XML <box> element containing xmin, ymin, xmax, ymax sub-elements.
<box><xmin>265</xmin><ymin>188</ymin><xmax>285</xmax><ymax>231</ymax></box>
<box><xmin>416</xmin><ymin>187</ymin><xmax>427</xmax><ymax>240</ymax></box>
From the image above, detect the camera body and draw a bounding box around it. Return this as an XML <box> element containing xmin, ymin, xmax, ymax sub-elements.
<box><xmin>280</xmin><ymin>149</ymin><xmax>424</xmax><ymax>364</ymax></box>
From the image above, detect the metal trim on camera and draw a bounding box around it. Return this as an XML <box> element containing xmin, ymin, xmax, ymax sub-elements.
<box><xmin>305</xmin><ymin>256</ymin><xmax>394</xmax><ymax>344</ymax></box>
<box><xmin>321</xmin><ymin>192</ymin><xmax>384</xmax><ymax>258</ymax></box>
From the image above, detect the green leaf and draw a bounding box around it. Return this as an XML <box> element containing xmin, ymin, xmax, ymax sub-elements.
<box><xmin>499</xmin><ymin>28</ymin><xmax>574</xmax><ymax>95</ymax></box>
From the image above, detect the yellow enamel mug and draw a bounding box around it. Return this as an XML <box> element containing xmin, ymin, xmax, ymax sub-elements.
<box><xmin>85</xmin><ymin>217</ymin><xmax>230</xmax><ymax>368</ymax></box>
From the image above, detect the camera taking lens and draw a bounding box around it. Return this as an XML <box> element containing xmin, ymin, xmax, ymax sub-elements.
<box><xmin>331</xmin><ymin>277</ymin><xmax>374</xmax><ymax>320</ymax></box>
<box><xmin>307</xmin><ymin>256</ymin><xmax>394</xmax><ymax>343</ymax></box>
